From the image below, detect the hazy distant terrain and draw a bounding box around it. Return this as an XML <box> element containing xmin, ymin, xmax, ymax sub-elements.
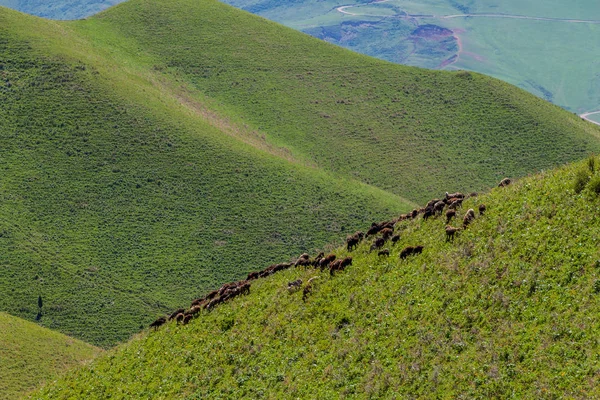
<box><xmin>222</xmin><ymin>0</ymin><xmax>600</xmax><ymax>114</ymax></box>
<box><xmin>1</xmin><ymin>0</ymin><xmax>598</xmax><ymax>113</ymax></box>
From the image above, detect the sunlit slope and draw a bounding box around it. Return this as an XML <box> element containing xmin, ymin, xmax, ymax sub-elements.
<box><xmin>0</xmin><ymin>7</ymin><xmax>410</xmax><ymax>347</ymax></box>
<box><xmin>78</xmin><ymin>0</ymin><xmax>600</xmax><ymax>203</ymax></box>
<box><xmin>0</xmin><ymin>313</ymin><xmax>101</xmax><ymax>400</ymax></box>
<box><xmin>36</xmin><ymin>157</ymin><xmax>600</xmax><ymax>398</ymax></box>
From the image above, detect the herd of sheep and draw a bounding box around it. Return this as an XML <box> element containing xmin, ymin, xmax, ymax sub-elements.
<box><xmin>149</xmin><ymin>178</ymin><xmax>511</xmax><ymax>330</ymax></box>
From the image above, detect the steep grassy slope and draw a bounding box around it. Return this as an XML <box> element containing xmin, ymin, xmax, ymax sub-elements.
<box><xmin>36</xmin><ymin>157</ymin><xmax>600</xmax><ymax>398</ymax></box>
<box><xmin>75</xmin><ymin>0</ymin><xmax>600</xmax><ymax>203</ymax></box>
<box><xmin>0</xmin><ymin>7</ymin><xmax>410</xmax><ymax>347</ymax></box>
<box><xmin>0</xmin><ymin>312</ymin><xmax>101</xmax><ymax>399</ymax></box>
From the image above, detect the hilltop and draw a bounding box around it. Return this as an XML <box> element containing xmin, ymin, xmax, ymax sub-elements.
<box><xmin>1</xmin><ymin>0</ymin><xmax>599</xmax><ymax>349</ymax></box>
<box><xmin>0</xmin><ymin>312</ymin><xmax>100</xmax><ymax>400</ymax></box>
<box><xmin>35</xmin><ymin>156</ymin><xmax>600</xmax><ymax>398</ymax></box>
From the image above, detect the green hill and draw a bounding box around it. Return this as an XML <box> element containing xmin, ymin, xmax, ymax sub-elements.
<box><xmin>0</xmin><ymin>5</ymin><xmax>410</xmax><ymax>348</ymax></box>
<box><xmin>35</xmin><ymin>156</ymin><xmax>600</xmax><ymax>398</ymax></box>
<box><xmin>1</xmin><ymin>0</ymin><xmax>600</xmax><ymax>349</ymax></box>
<box><xmin>79</xmin><ymin>0</ymin><xmax>600</xmax><ymax>203</ymax></box>
<box><xmin>0</xmin><ymin>312</ymin><xmax>100</xmax><ymax>400</ymax></box>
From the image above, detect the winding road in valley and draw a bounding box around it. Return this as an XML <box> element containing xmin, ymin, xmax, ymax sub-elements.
<box><xmin>581</xmin><ymin>111</ymin><xmax>600</xmax><ymax>126</ymax></box>
<box><xmin>336</xmin><ymin>2</ymin><xmax>600</xmax><ymax>24</ymax></box>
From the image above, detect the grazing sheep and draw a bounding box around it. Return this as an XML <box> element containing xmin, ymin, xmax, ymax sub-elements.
<box><xmin>182</xmin><ymin>314</ymin><xmax>193</xmax><ymax>325</ymax></box>
<box><xmin>378</xmin><ymin>249</ymin><xmax>390</xmax><ymax>257</ymax></box>
<box><xmin>391</xmin><ymin>234</ymin><xmax>400</xmax><ymax>245</ymax></box>
<box><xmin>149</xmin><ymin>316</ymin><xmax>167</xmax><ymax>330</ymax></box>
<box><xmin>205</xmin><ymin>289</ymin><xmax>219</xmax><ymax>301</ymax></box>
<box><xmin>302</xmin><ymin>277</ymin><xmax>320</xmax><ymax>302</ymax></box>
<box><xmin>287</xmin><ymin>279</ymin><xmax>303</xmax><ymax>293</ymax></box>
<box><xmin>295</xmin><ymin>253</ymin><xmax>311</xmax><ymax>267</ymax></box>
<box><xmin>169</xmin><ymin>308</ymin><xmax>185</xmax><ymax>321</ymax></box>
<box><xmin>448</xmin><ymin>198</ymin><xmax>463</xmax><ymax>210</ymax></box>
<box><xmin>478</xmin><ymin>204</ymin><xmax>486</xmax><ymax>216</ymax></box>
<box><xmin>463</xmin><ymin>208</ymin><xmax>476</xmax><ymax>228</ymax></box>
<box><xmin>239</xmin><ymin>282</ymin><xmax>251</xmax><ymax>295</ymax></box>
<box><xmin>366</xmin><ymin>223</ymin><xmax>382</xmax><ymax>237</ymax></box>
<box><xmin>175</xmin><ymin>313</ymin><xmax>185</xmax><ymax>324</ymax></box>
<box><xmin>329</xmin><ymin>256</ymin><xmax>352</xmax><ymax>276</ymax></box>
<box><xmin>246</xmin><ymin>271</ymin><xmax>260</xmax><ymax>281</ymax></box>
<box><xmin>370</xmin><ymin>237</ymin><xmax>385</xmax><ymax>252</ymax></box>
<box><xmin>469</xmin><ymin>192</ymin><xmax>478</xmax><ymax>198</ymax></box>
<box><xmin>380</xmin><ymin>227</ymin><xmax>394</xmax><ymax>239</ymax></box>
<box><xmin>433</xmin><ymin>201</ymin><xmax>446</xmax><ymax>215</ymax></box>
<box><xmin>445</xmin><ymin>225</ymin><xmax>460</xmax><ymax>241</ymax></box>
<box><xmin>188</xmin><ymin>305</ymin><xmax>202</xmax><ymax>316</ymax></box>
<box><xmin>498</xmin><ymin>178</ymin><xmax>511</xmax><ymax>187</ymax></box>
<box><xmin>411</xmin><ymin>209</ymin><xmax>419</xmax><ymax>219</ymax></box>
<box><xmin>422</xmin><ymin>208</ymin><xmax>434</xmax><ymax>220</ymax></box>
<box><xmin>426</xmin><ymin>199</ymin><xmax>441</xmax><ymax>209</ymax></box>
<box><xmin>399</xmin><ymin>245</ymin><xmax>424</xmax><ymax>259</ymax></box>
<box><xmin>319</xmin><ymin>254</ymin><xmax>336</xmax><ymax>270</ymax></box>
<box><xmin>346</xmin><ymin>235</ymin><xmax>360</xmax><ymax>252</ymax></box>
<box><xmin>312</xmin><ymin>252</ymin><xmax>325</xmax><ymax>267</ymax></box>
<box><xmin>446</xmin><ymin>209</ymin><xmax>456</xmax><ymax>224</ymax></box>
<box><xmin>445</xmin><ymin>192</ymin><xmax>465</xmax><ymax>200</ymax></box>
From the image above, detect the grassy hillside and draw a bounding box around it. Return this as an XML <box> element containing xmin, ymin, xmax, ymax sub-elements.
<box><xmin>78</xmin><ymin>0</ymin><xmax>600</xmax><ymax>203</ymax></box>
<box><xmin>0</xmin><ymin>312</ymin><xmax>100</xmax><ymax>399</ymax></box>
<box><xmin>35</xmin><ymin>157</ymin><xmax>600</xmax><ymax>398</ymax></box>
<box><xmin>1</xmin><ymin>0</ymin><xmax>600</xmax><ymax>349</ymax></box>
<box><xmin>0</xmin><ymin>6</ymin><xmax>411</xmax><ymax>347</ymax></box>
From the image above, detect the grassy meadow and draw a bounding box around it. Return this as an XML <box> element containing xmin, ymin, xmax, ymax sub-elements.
<box><xmin>0</xmin><ymin>312</ymin><xmax>101</xmax><ymax>399</ymax></box>
<box><xmin>35</xmin><ymin>156</ymin><xmax>600</xmax><ymax>398</ymax></box>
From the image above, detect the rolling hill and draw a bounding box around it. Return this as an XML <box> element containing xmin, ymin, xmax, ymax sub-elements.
<box><xmin>1</xmin><ymin>0</ymin><xmax>600</xmax><ymax>350</ymax></box>
<box><xmin>0</xmin><ymin>312</ymin><xmax>101</xmax><ymax>400</ymax></box>
<box><xmin>34</xmin><ymin>156</ymin><xmax>600</xmax><ymax>398</ymax></box>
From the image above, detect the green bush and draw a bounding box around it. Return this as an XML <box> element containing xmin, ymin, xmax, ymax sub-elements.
<box><xmin>588</xmin><ymin>155</ymin><xmax>596</xmax><ymax>173</ymax></box>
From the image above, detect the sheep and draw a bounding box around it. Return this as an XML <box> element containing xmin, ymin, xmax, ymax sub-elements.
<box><xmin>330</xmin><ymin>256</ymin><xmax>352</xmax><ymax>276</ymax></box>
<box><xmin>422</xmin><ymin>208</ymin><xmax>434</xmax><ymax>220</ymax></box>
<box><xmin>295</xmin><ymin>253</ymin><xmax>311</xmax><ymax>267</ymax></box>
<box><xmin>169</xmin><ymin>308</ymin><xmax>185</xmax><ymax>321</ymax></box>
<box><xmin>411</xmin><ymin>209</ymin><xmax>419</xmax><ymax>219</ymax></box>
<box><xmin>469</xmin><ymin>192</ymin><xmax>478</xmax><ymax>198</ymax></box>
<box><xmin>182</xmin><ymin>314</ymin><xmax>193</xmax><ymax>325</ymax></box>
<box><xmin>463</xmin><ymin>208</ymin><xmax>476</xmax><ymax>229</ymax></box>
<box><xmin>366</xmin><ymin>223</ymin><xmax>382</xmax><ymax>237</ymax></box>
<box><xmin>448</xmin><ymin>198</ymin><xmax>463</xmax><ymax>210</ymax></box>
<box><xmin>391</xmin><ymin>234</ymin><xmax>401</xmax><ymax>245</ymax></box>
<box><xmin>446</xmin><ymin>209</ymin><xmax>456</xmax><ymax>224</ymax></box>
<box><xmin>498</xmin><ymin>178</ymin><xmax>511</xmax><ymax>187</ymax></box>
<box><xmin>239</xmin><ymin>282</ymin><xmax>251</xmax><ymax>295</ymax></box>
<box><xmin>175</xmin><ymin>313</ymin><xmax>185</xmax><ymax>324</ymax></box>
<box><xmin>445</xmin><ymin>225</ymin><xmax>460</xmax><ymax>241</ymax></box>
<box><xmin>149</xmin><ymin>316</ymin><xmax>167</xmax><ymax>330</ymax></box>
<box><xmin>399</xmin><ymin>245</ymin><xmax>424</xmax><ymax>259</ymax></box>
<box><xmin>426</xmin><ymin>199</ymin><xmax>441</xmax><ymax>209</ymax></box>
<box><xmin>204</xmin><ymin>289</ymin><xmax>219</xmax><ymax>301</ymax></box>
<box><xmin>379</xmin><ymin>227</ymin><xmax>394</xmax><ymax>240</ymax></box>
<box><xmin>478</xmin><ymin>204</ymin><xmax>486</xmax><ymax>216</ymax></box>
<box><xmin>312</xmin><ymin>252</ymin><xmax>325</xmax><ymax>267</ymax></box>
<box><xmin>346</xmin><ymin>234</ymin><xmax>360</xmax><ymax>252</ymax></box>
<box><xmin>433</xmin><ymin>201</ymin><xmax>446</xmax><ymax>215</ymax></box>
<box><xmin>246</xmin><ymin>271</ymin><xmax>260</xmax><ymax>281</ymax></box>
<box><xmin>302</xmin><ymin>276</ymin><xmax>320</xmax><ymax>302</ymax></box>
<box><xmin>445</xmin><ymin>192</ymin><xmax>465</xmax><ymax>200</ymax></box>
<box><xmin>319</xmin><ymin>254</ymin><xmax>336</xmax><ymax>270</ymax></box>
<box><xmin>370</xmin><ymin>237</ymin><xmax>385</xmax><ymax>252</ymax></box>
<box><xmin>378</xmin><ymin>249</ymin><xmax>390</xmax><ymax>257</ymax></box>
<box><xmin>287</xmin><ymin>279</ymin><xmax>303</xmax><ymax>293</ymax></box>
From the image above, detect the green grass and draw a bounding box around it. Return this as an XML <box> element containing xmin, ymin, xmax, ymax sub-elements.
<box><xmin>78</xmin><ymin>0</ymin><xmax>600</xmax><ymax>203</ymax></box>
<box><xmin>0</xmin><ymin>312</ymin><xmax>101</xmax><ymax>399</ymax></box>
<box><xmin>34</xmin><ymin>156</ymin><xmax>600</xmax><ymax>398</ymax></box>
<box><xmin>0</xmin><ymin>5</ymin><xmax>410</xmax><ymax>347</ymax></box>
<box><xmin>1</xmin><ymin>0</ymin><xmax>600</xmax><ymax>350</ymax></box>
